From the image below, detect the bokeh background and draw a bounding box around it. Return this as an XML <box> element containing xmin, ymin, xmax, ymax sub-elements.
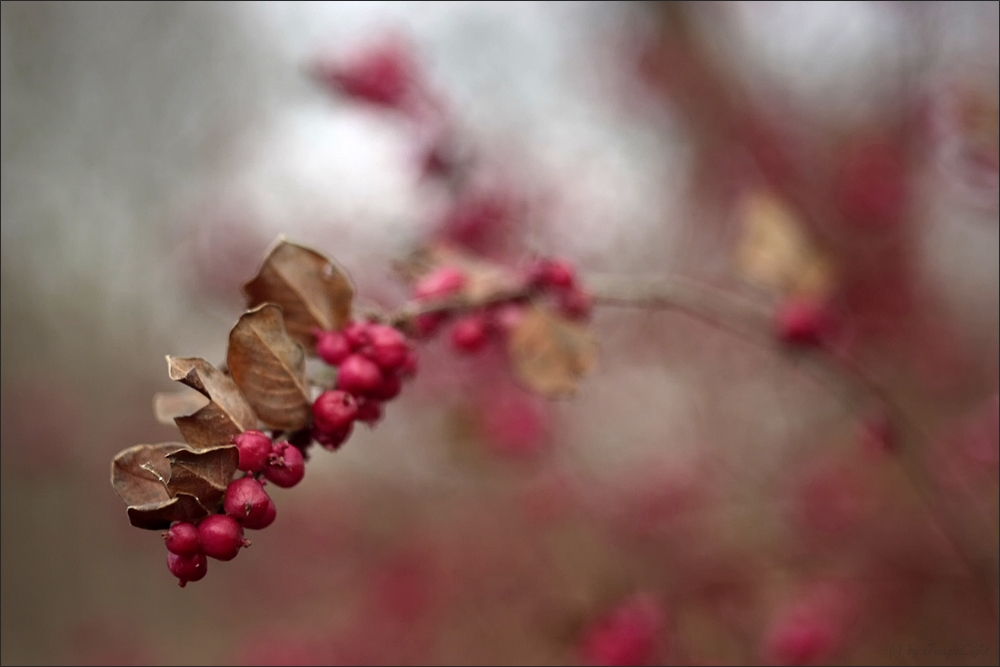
<box><xmin>1</xmin><ymin>2</ymin><xmax>997</xmax><ymax>665</ymax></box>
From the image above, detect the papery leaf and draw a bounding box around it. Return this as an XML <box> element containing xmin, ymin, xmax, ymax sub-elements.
<box><xmin>507</xmin><ymin>304</ymin><xmax>597</xmax><ymax>398</ymax></box>
<box><xmin>243</xmin><ymin>239</ymin><xmax>354</xmax><ymax>350</ymax></box>
<box><xmin>167</xmin><ymin>356</ymin><xmax>258</xmax><ymax>449</ymax></box>
<box><xmin>166</xmin><ymin>445</ymin><xmax>240</xmax><ymax>514</ymax></box>
<box><xmin>111</xmin><ymin>443</ymin><xmax>211</xmax><ymax>530</ymax></box>
<box><xmin>227</xmin><ymin>303</ymin><xmax>311</xmax><ymax>430</ymax></box>
<box><xmin>735</xmin><ymin>191</ymin><xmax>835</xmax><ymax>299</ymax></box>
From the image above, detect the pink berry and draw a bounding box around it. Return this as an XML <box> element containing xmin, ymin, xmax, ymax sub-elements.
<box><xmin>489</xmin><ymin>302</ymin><xmax>526</xmax><ymax>336</ymax></box>
<box><xmin>579</xmin><ymin>593</ymin><xmax>664</xmax><ymax>666</ymax></box>
<box><xmin>197</xmin><ymin>514</ymin><xmax>247</xmax><ymax>561</ymax></box>
<box><xmin>450</xmin><ymin>314</ymin><xmax>489</xmax><ymax>353</ymax></box>
<box><xmin>233</xmin><ymin>430</ymin><xmax>273</xmax><ymax>474</ymax></box>
<box><xmin>343</xmin><ymin>321</ymin><xmax>372</xmax><ymax>351</ymax></box>
<box><xmin>336</xmin><ymin>354</ymin><xmax>384</xmax><ymax>395</ymax></box>
<box><xmin>356</xmin><ymin>399</ymin><xmax>383</xmax><ymax>425</ymax></box>
<box><xmin>167</xmin><ymin>551</ymin><xmax>207</xmax><ymax>587</ymax></box>
<box><xmin>776</xmin><ymin>298</ymin><xmax>833</xmax><ymax>346</ymax></box>
<box><xmin>313</xmin><ymin>390</ymin><xmax>358</xmax><ymax>433</ymax></box>
<box><xmin>314</xmin><ymin>423</ymin><xmax>353</xmax><ymax>451</ymax></box>
<box><xmin>367</xmin><ymin>324</ymin><xmax>410</xmax><ymax>371</ymax></box>
<box><xmin>414</xmin><ymin>266</ymin><xmax>466</xmax><ymax>300</ymax></box>
<box><xmin>163</xmin><ymin>522</ymin><xmax>201</xmax><ymax>557</ymax></box>
<box><xmin>762</xmin><ymin>613</ymin><xmax>839</xmax><ymax>666</ymax></box>
<box><xmin>259</xmin><ymin>498</ymin><xmax>277</xmax><ymax>530</ymax></box>
<box><xmin>264</xmin><ymin>443</ymin><xmax>306</xmax><ymax>488</ymax></box>
<box><xmin>316</xmin><ymin>330</ymin><xmax>351</xmax><ymax>365</ymax></box>
<box><xmin>224</xmin><ymin>477</ymin><xmax>273</xmax><ymax>530</ymax></box>
<box><xmin>316</xmin><ymin>40</ymin><xmax>415</xmax><ymax>108</ymax></box>
<box><xmin>558</xmin><ymin>287</ymin><xmax>593</xmax><ymax>321</ymax></box>
<box><xmin>370</xmin><ymin>373</ymin><xmax>402</xmax><ymax>401</ymax></box>
<box><xmin>413</xmin><ymin>312</ymin><xmax>445</xmax><ymax>339</ymax></box>
<box><xmin>544</xmin><ymin>259</ymin><xmax>577</xmax><ymax>289</ymax></box>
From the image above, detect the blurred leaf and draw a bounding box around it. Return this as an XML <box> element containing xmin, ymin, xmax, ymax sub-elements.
<box><xmin>508</xmin><ymin>305</ymin><xmax>597</xmax><ymax>398</ymax></box>
<box><xmin>735</xmin><ymin>191</ymin><xmax>835</xmax><ymax>299</ymax></box>
<box><xmin>243</xmin><ymin>238</ymin><xmax>354</xmax><ymax>351</ymax></box>
<box><xmin>110</xmin><ymin>443</ymin><xmax>211</xmax><ymax>530</ymax></box>
<box><xmin>228</xmin><ymin>303</ymin><xmax>311</xmax><ymax>431</ymax></box>
<box><xmin>404</xmin><ymin>243</ymin><xmax>525</xmax><ymax>304</ymax></box>
<box><xmin>166</xmin><ymin>445</ymin><xmax>240</xmax><ymax>514</ymax></box>
<box><xmin>167</xmin><ymin>356</ymin><xmax>258</xmax><ymax>449</ymax></box>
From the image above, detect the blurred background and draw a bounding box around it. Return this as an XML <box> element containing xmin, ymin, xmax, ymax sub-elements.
<box><xmin>1</xmin><ymin>2</ymin><xmax>997</xmax><ymax>664</ymax></box>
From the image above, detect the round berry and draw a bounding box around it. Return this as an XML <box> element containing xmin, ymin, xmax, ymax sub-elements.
<box><xmin>413</xmin><ymin>312</ymin><xmax>445</xmax><ymax>339</ymax></box>
<box><xmin>343</xmin><ymin>321</ymin><xmax>372</xmax><ymax>351</ymax></box>
<box><xmin>224</xmin><ymin>477</ymin><xmax>273</xmax><ymax>530</ymax></box>
<box><xmin>558</xmin><ymin>287</ymin><xmax>593</xmax><ymax>322</ymax></box>
<box><xmin>264</xmin><ymin>443</ymin><xmax>306</xmax><ymax>488</ymax></box>
<box><xmin>313</xmin><ymin>390</ymin><xmax>358</xmax><ymax>433</ymax></box>
<box><xmin>167</xmin><ymin>551</ymin><xmax>207</xmax><ymax>587</ymax></box>
<box><xmin>490</xmin><ymin>302</ymin><xmax>526</xmax><ymax>336</ymax></box>
<box><xmin>367</xmin><ymin>324</ymin><xmax>410</xmax><ymax>371</ymax></box>
<box><xmin>198</xmin><ymin>514</ymin><xmax>247</xmax><ymax>561</ymax></box>
<box><xmin>314</xmin><ymin>423</ymin><xmax>353</xmax><ymax>451</ymax></box>
<box><xmin>234</xmin><ymin>430</ymin><xmax>273</xmax><ymax>474</ymax></box>
<box><xmin>336</xmin><ymin>354</ymin><xmax>383</xmax><ymax>396</ymax></box>
<box><xmin>775</xmin><ymin>297</ymin><xmax>833</xmax><ymax>346</ymax></box>
<box><xmin>163</xmin><ymin>522</ymin><xmax>201</xmax><ymax>557</ymax></box>
<box><xmin>258</xmin><ymin>497</ymin><xmax>277</xmax><ymax>530</ymax></box>
<box><xmin>450</xmin><ymin>314</ymin><xmax>488</xmax><ymax>353</ymax></box>
<box><xmin>414</xmin><ymin>266</ymin><xmax>466</xmax><ymax>300</ymax></box>
<box><xmin>356</xmin><ymin>399</ymin><xmax>383</xmax><ymax>426</ymax></box>
<box><xmin>316</xmin><ymin>330</ymin><xmax>350</xmax><ymax>366</ymax></box>
<box><xmin>541</xmin><ymin>258</ymin><xmax>576</xmax><ymax>289</ymax></box>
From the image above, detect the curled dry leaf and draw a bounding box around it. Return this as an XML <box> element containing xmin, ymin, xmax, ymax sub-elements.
<box><xmin>507</xmin><ymin>304</ymin><xmax>597</xmax><ymax>398</ymax></box>
<box><xmin>166</xmin><ymin>445</ymin><xmax>240</xmax><ymax>514</ymax></box>
<box><xmin>152</xmin><ymin>388</ymin><xmax>210</xmax><ymax>426</ymax></box>
<box><xmin>111</xmin><ymin>443</ymin><xmax>212</xmax><ymax>530</ymax></box>
<box><xmin>167</xmin><ymin>356</ymin><xmax>258</xmax><ymax>449</ymax></box>
<box><xmin>228</xmin><ymin>303</ymin><xmax>311</xmax><ymax>431</ymax></box>
<box><xmin>243</xmin><ymin>239</ymin><xmax>354</xmax><ymax>351</ymax></box>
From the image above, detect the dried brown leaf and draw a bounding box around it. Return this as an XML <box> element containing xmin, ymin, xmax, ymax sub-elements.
<box><xmin>507</xmin><ymin>304</ymin><xmax>597</xmax><ymax>398</ymax></box>
<box><xmin>111</xmin><ymin>443</ymin><xmax>212</xmax><ymax>530</ymax></box>
<box><xmin>166</xmin><ymin>445</ymin><xmax>240</xmax><ymax>514</ymax></box>
<box><xmin>243</xmin><ymin>239</ymin><xmax>354</xmax><ymax>350</ymax></box>
<box><xmin>228</xmin><ymin>303</ymin><xmax>311</xmax><ymax>430</ymax></box>
<box><xmin>167</xmin><ymin>356</ymin><xmax>258</xmax><ymax>449</ymax></box>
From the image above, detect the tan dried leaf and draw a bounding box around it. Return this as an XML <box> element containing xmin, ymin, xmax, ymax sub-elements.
<box><xmin>110</xmin><ymin>443</ymin><xmax>212</xmax><ymax>530</ymax></box>
<box><xmin>243</xmin><ymin>239</ymin><xmax>354</xmax><ymax>350</ymax></box>
<box><xmin>167</xmin><ymin>356</ymin><xmax>258</xmax><ymax>449</ymax></box>
<box><xmin>228</xmin><ymin>303</ymin><xmax>311</xmax><ymax>430</ymax></box>
<box><xmin>166</xmin><ymin>445</ymin><xmax>240</xmax><ymax>514</ymax></box>
<box><xmin>507</xmin><ymin>305</ymin><xmax>597</xmax><ymax>398</ymax></box>
<box><xmin>152</xmin><ymin>389</ymin><xmax>210</xmax><ymax>426</ymax></box>
<box><xmin>735</xmin><ymin>191</ymin><xmax>835</xmax><ymax>299</ymax></box>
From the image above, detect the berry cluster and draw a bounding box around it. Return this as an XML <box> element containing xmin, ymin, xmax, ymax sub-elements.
<box><xmin>409</xmin><ymin>257</ymin><xmax>593</xmax><ymax>355</ymax></box>
<box><xmin>163</xmin><ymin>431</ymin><xmax>290</xmax><ymax>586</ymax></box>
<box><xmin>312</xmin><ymin>321</ymin><xmax>417</xmax><ymax>450</ymax></box>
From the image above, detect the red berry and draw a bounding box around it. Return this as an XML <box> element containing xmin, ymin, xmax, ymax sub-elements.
<box><xmin>579</xmin><ymin>593</ymin><xmax>664</xmax><ymax>667</ymax></box>
<box><xmin>414</xmin><ymin>266</ymin><xmax>466</xmax><ymax>300</ymax></box>
<box><xmin>490</xmin><ymin>302</ymin><xmax>526</xmax><ymax>336</ymax></box>
<box><xmin>775</xmin><ymin>298</ymin><xmax>833</xmax><ymax>346</ymax></box>
<box><xmin>314</xmin><ymin>423</ymin><xmax>353</xmax><ymax>451</ymax></box>
<box><xmin>259</xmin><ymin>497</ymin><xmax>277</xmax><ymax>529</ymax></box>
<box><xmin>413</xmin><ymin>312</ymin><xmax>445</xmax><ymax>338</ymax></box>
<box><xmin>370</xmin><ymin>373</ymin><xmax>402</xmax><ymax>401</ymax></box>
<box><xmin>450</xmin><ymin>314</ymin><xmax>489</xmax><ymax>353</ymax></box>
<box><xmin>224</xmin><ymin>478</ymin><xmax>273</xmax><ymax>530</ymax></box>
<box><xmin>558</xmin><ymin>287</ymin><xmax>593</xmax><ymax>321</ymax></box>
<box><xmin>367</xmin><ymin>324</ymin><xmax>410</xmax><ymax>371</ymax></box>
<box><xmin>233</xmin><ymin>430</ymin><xmax>273</xmax><ymax>474</ymax></box>
<box><xmin>264</xmin><ymin>443</ymin><xmax>306</xmax><ymax>488</ymax></box>
<box><xmin>163</xmin><ymin>522</ymin><xmax>201</xmax><ymax>557</ymax></box>
<box><xmin>762</xmin><ymin>613</ymin><xmax>839</xmax><ymax>666</ymax></box>
<box><xmin>313</xmin><ymin>390</ymin><xmax>358</xmax><ymax>432</ymax></box>
<box><xmin>356</xmin><ymin>399</ymin><xmax>384</xmax><ymax>425</ymax></box>
<box><xmin>336</xmin><ymin>354</ymin><xmax>383</xmax><ymax>395</ymax></box>
<box><xmin>316</xmin><ymin>330</ymin><xmax>350</xmax><ymax>365</ymax></box>
<box><xmin>343</xmin><ymin>321</ymin><xmax>372</xmax><ymax>350</ymax></box>
<box><xmin>197</xmin><ymin>514</ymin><xmax>247</xmax><ymax>561</ymax></box>
<box><xmin>544</xmin><ymin>259</ymin><xmax>576</xmax><ymax>289</ymax></box>
<box><xmin>316</xmin><ymin>40</ymin><xmax>415</xmax><ymax>108</ymax></box>
<box><xmin>167</xmin><ymin>551</ymin><xmax>207</xmax><ymax>587</ymax></box>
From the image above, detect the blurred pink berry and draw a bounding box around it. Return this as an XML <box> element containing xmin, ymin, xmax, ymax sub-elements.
<box><xmin>336</xmin><ymin>354</ymin><xmax>384</xmax><ymax>396</ymax></box>
<box><xmin>579</xmin><ymin>593</ymin><xmax>665</xmax><ymax>666</ymax></box>
<box><xmin>316</xmin><ymin>330</ymin><xmax>351</xmax><ymax>366</ymax></box>
<box><xmin>450</xmin><ymin>314</ymin><xmax>489</xmax><ymax>353</ymax></box>
<box><xmin>414</xmin><ymin>266</ymin><xmax>466</xmax><ymax>300</ymax></box>
<box><xmin>762</xmin><ymin>610</ymin><xmax>840</xmax><ymax>666</ymax></box>
<box><xmin>314</xmin><ymin>423</ymin><xmax>353</xmax><ymax>451</ymax></box>
<box><xmin>356</xmin><ymin>399</ymin><xmax>383</xmax><ymax>426</ymax></box>
<box><xmin>775</xmin><ymin>297</ymin><xmax>834</xmax><ymax>346</ymax></box>
<box><xmin>366</xmin><ymin>324</ymin><xmax>410</xmax><ymax>371</ymax></box>
<box><xmin>558</xmin><ymin>287</ymin><xmax>594</xmax><ymax>321</ymax></box>
<box><xmin>314</xmin><ymin>39</ymin><xmax>417</xmax><ymax>108</ymax></box>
